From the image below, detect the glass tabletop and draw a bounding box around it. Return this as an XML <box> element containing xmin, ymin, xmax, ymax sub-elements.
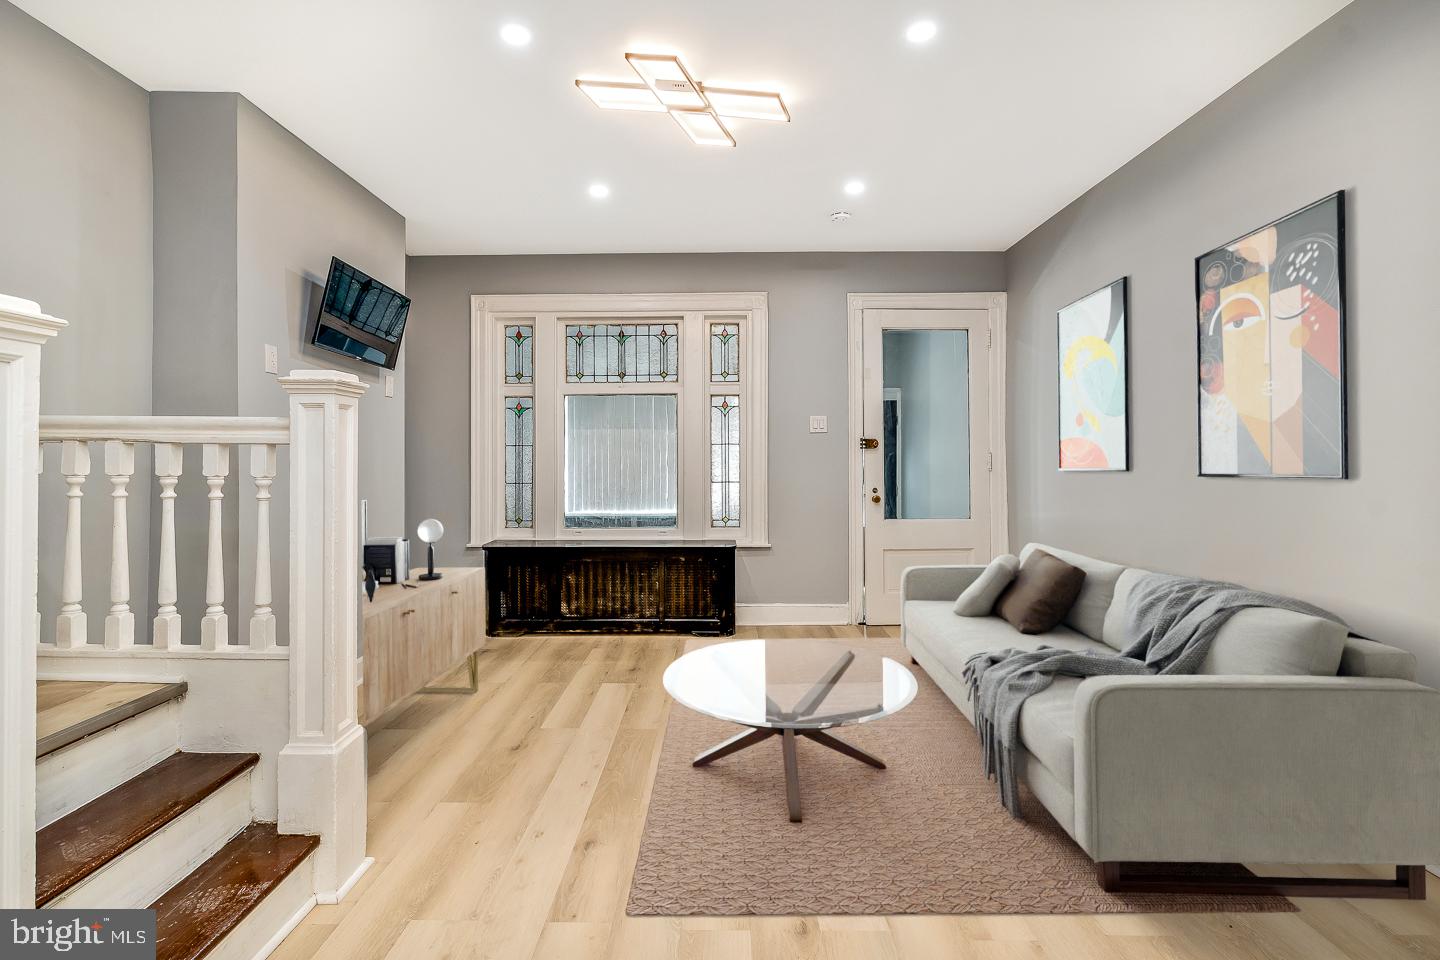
<box><xmin>662</xmin><ymin>639</ymin><xmax>918</xmax><ymax>730</ymax></box>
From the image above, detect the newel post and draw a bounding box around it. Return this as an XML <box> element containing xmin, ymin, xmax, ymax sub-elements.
<box><xmin>276</xmin><ymin>369</ymin><xmax>370</xmax><ymax>900</ymax></box>
<box><xmin>0</xmin><ymin>295</ymin><xmax>65</xmax><ymax>908</ymax></box>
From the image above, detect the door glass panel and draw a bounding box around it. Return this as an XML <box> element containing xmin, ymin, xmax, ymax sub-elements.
<box><xmin>564</xmin><ymin>394</ymin><xmax>678</xmax><ymax>528</ymax></box>
<box><xmin>880</xmin><ymin>329</ymin><xmax>970</xmax><ymax>519</ymax></box>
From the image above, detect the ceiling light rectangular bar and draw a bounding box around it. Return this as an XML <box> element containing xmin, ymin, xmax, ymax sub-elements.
<box><xmin>700</xmin><ymin>86</ymin><xmax>790</xmax><ymax>122</ymax></box>
<box><xmin>626</xmin><ymin>52</ymin><xmax>708</xmax><ymax>109</ymax></box>
<box><xmin>669</xmin><ymin>108</ymin><xmax>735</xmax><ymax>147</ymax></box>
<box><xmin>575</xmin><ymin>79</ymin><xmax>666</xmax><ymax>112</ymax></box>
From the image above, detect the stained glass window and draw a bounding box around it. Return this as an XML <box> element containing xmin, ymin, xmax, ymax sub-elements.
<box><xmin>710</xmin><ymin>322</ymin><xmax>740</xmax><ymax>382</ymax></box>
<box><xmin>565</xmin><ymin>323</ymin><xmax>679</xmax><ymax>382</ymax></box>
<box><xmin>710</xmin><ymin>395</ymin><xmax>740</xmax><ymax>527</ymax></box>
<box><xmin>504</xmin><ymin>397</ymin><xmax>534</xmax><ymax>527</ymax></box>
<box><xmin>504</xmin><ymin>324</ymin><xmax>533</xmax><ymax>383</ymax></box>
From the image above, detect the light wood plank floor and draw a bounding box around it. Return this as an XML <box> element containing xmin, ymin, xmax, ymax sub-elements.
<box><xmin>272</xmin><ymin>627</ymin><xmax>1440</xmax><ymax>960</ymax></box>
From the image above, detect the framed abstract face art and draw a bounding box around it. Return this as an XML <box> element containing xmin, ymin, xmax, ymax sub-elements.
<box><xmin>1057</xmin><ymin>278</ymin><xmax>1128</xmax><ymax>471</ymax></box>
<box><xmin>1195</xmin><ymin>192</ymin><xmax>1346</xmax><ymax>478</ymax></box>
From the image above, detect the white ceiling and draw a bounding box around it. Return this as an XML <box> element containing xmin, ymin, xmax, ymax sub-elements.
<box><xmin>16</xmin><ymin>0</ymin><xmax>1350</xmax><ymax>255</ymax></box>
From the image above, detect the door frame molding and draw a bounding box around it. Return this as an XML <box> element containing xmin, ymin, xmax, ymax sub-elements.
<box><xmin>845</xmin><ymin>292</ymin><xmax>1009</xmax><ymax>624</ymax></box>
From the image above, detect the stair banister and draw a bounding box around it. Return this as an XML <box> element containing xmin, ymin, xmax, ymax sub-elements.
<box><xmin>277</xmin><ymin>369</ymin><xmax>372</xmax><ymax>901</ymax></box>
<box><xmin>0</xmin><ymin>295</ymin><xmax>66</xmax><ymax>909</ymax></box>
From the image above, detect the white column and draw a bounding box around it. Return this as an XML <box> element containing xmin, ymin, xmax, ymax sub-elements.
<box><xmin>0</xmin><ymin>295</ymin><xmax>66</xmax><ymax>908</ymax></box>
<box><xmin>33</xmin><ymin>445</ymin><xmax>43</xmax><ymax>645</ymax></box>
<box><xmin>152</xmin><ymin>443</ymin><xmax>183</xmax><ymax>649</ymax></box>
<box><xmin>103</xmin><ymin>440</ymin><xmax>136</xmax><ymax>649</ymax></box>
<box><xmin>278</xmin><ymin>370</ymin><xmax>370</xmax><ymax>900</ymax></box>
<box><xmin>200</xmin><ymin>442</ymin><xmax>230</xmax><ymax>649</ymax></box>
<box><xmin>249</xmin><ymin>443</ymin><xmax>277</xmax><ymax>650</ymax></box>
<box><xmin>54</xmin><ymin>439</ymin><xmax>89</xmax><ymax>648</ymax></box>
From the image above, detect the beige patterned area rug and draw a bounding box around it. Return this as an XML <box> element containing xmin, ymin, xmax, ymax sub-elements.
<box><xmin>627</xmin><ymin>638</ymin><xmax>1294</xmax><ymax>916</ymax></box>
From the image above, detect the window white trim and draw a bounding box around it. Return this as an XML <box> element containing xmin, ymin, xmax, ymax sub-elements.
<box><xmin>845</xmin><ymin>292</ymin><xmax>1008</xmax><ymax>624</ymax></box>
<box><xmin>470</xmin><ymin>293</ymin><xmax>770</xmax><ymax>548</ymax></box>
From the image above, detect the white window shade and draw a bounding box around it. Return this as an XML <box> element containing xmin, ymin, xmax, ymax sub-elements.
<box><xmin>564</xmin><ymin>394</ymin><xmax>678</xmax><ymax>529</ymax></box>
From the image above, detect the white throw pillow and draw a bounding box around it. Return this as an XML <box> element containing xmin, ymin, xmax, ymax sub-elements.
<box><xmin>953</xmin><ymin>554</ymin><xmax>1020</xmax><ymax>617</ymax></box>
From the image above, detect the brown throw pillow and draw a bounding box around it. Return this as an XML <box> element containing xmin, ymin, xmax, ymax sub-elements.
<box><xmin>994</xmin><ymin>549</ymin><xmax>1086</xmax><ymax>635</ymax></box>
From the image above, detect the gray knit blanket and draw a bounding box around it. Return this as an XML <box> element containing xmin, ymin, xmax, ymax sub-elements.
<box><xmin>962</xmin><ymin>573</ymin><xmax>1344</xmax><ymax>817</ymax></box>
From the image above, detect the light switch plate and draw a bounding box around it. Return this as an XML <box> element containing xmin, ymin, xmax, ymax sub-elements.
<box><xmin>263</xmin><ymin>344</ymin><xmax>279</xmax><ymax>375</ymax></box>
<box><xmin>384</xmin><ymin>373</ymin><xmax>395</xmax><ymax>398</ymax></box>
<box><xmin>809</xmin><ymin>415</ymin><xmax>828</xmax><ymax>434</ymax></box>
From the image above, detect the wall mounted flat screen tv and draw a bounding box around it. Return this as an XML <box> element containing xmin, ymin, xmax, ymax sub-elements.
<box><xmin>311</xmin><ymin>257</ymin><xmax>410</xmax><ymax>369</ymax></box>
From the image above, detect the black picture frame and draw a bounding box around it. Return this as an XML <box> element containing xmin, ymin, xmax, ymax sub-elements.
<box><xmin>1193</xmin><ymin>191</ymin><xmax>1347</xmax><ymax>479</ymax></box>
<box><xmin>1056</xmin><ymin>277</ymin><xmax>1130</xmax><ymax>472</ymax></box>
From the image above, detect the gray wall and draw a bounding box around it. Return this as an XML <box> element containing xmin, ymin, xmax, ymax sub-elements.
<box><xmin>1005</xmin><ymin>0</ymin><xmax>1440</xmax><ymax>684</ymax></box>
<box><xmin>404</xmin><ymin>253</ymin><xmax>1004</xmax><ymax>604</ymax></box>
<box><xmin>1</xmin><ymin>0</ymin><xmax>154</xmax><ymax>635</ymax></box>
<box><xmin>234</xmin><ymin>94</ymin><xmax>407</xmax><ymax>638</ymax></box>
<box><xmin>146</xmin><ymin>91</ymin><xmax>407</xmax><ymax>644</ymax></box>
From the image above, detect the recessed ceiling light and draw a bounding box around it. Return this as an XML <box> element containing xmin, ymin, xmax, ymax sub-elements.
<box><xmin>830</xmin><ymin>210</ymin><xmax>852</xmax><ymax>223</ymax></box>
<box><xmin>588</xmin><ymin>183</ymin><xmax>611</xmax><ymax>200</ymax></box>
<box><xmin>500</xmin><ymin>23</ymin><xmax>532</xmax><ymax>47</ymax></box>
<box><xmin>905</xmin><ymin>20</ymin><xmax>938</xmax><ymax>44</ymax></box>
<box><xmin>843</xmin><ymin>179</ymin><xmax>866</xmax><ymax>197</ymax></box>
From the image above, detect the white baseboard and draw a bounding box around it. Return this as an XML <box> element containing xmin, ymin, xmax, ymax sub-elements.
<box><xmin>315</xmin><ymin>856</ymin><xmax>373</xmax><ymax>904</ymax></box>
<box><xmin>736</xmin><ymin>604</ymin><xmax>851</xmax><ymax>626</ymax></box>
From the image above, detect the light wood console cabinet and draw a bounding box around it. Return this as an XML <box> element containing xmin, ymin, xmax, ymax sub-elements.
<box><xmin>359</xmin><ymin>567</ymin><xmax>485</xmax><ymax>723</ymax></box>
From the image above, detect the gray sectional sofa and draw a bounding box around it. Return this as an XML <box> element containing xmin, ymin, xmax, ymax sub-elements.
<box><xmin>902</xmin><ymin>543</ymin><xmax>1440</xmax><ymax>897</ymax></box>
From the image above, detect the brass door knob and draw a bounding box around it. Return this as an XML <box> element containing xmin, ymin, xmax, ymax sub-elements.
<box><xmin>870</xmin><ymin>494</ymin><xmax>882</xmax><ymax>504</ymax></box>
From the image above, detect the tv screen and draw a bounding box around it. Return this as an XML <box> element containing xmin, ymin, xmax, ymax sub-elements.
<box><xmin>311</xmin><ymin>257</ymin><xmax>410</xmax><ymax>369</ymax></box>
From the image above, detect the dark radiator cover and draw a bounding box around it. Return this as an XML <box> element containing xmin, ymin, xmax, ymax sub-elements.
<box><xmin>482</xmin><ymin>539</ymin><xmax>736</xmax><ymax>636</ymax></box>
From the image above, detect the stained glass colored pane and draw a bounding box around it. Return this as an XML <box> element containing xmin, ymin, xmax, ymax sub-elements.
<box><xmin>565</xmin><ymin>323</ymin><xmax>679</xmax><ymax>382</ymax></box>
<box><xmin>503</xmin><ymin>397</ymin><xmax>534</xmax><ymax>528</ymax></box>
<box><xmin>710</xmin><ymin>322</ymin><xmax>740</xmax><ymax>382</ymax></box>
<box><xmin>504</xmin><ymin>324</ymin><xmax>533</xmax><ymax>383</ymax></box>
<box><xmin>710</xmin><ymin>394</ymin><xmax>741</xmax><ymax>527</ymax></box>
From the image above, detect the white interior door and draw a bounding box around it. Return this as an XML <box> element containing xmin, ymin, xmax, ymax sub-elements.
<box><xmin>861</xmin><ymin>308</ymin><xmax>992</xmax><ymax>624</ymax></box>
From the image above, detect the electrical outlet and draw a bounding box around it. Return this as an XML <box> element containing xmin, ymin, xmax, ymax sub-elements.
<box><xmin>263</xmin><ymin>344</ymin><xmax>279</xmax><ymax>375</ymax></box>
<box><xmin>384</xmin><ymin>373</ymin><xmax>395</xmax><ymax>398</ymax></box>
<box><xmin>809</xmin><ymin>415</ymin><xmax>828</xmax><ymax>434</ymax></box>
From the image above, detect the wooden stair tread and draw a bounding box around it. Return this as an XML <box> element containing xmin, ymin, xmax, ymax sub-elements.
<box><xmin>36</xmin><ymin>751</ymin><xmax>258</xmax><ymax>905</ymax></box>
<box><xmin>150</xmin><ymin>824</ymin><xmax>318</xmax><ymax>960</ymax></box>
<box><xmin>37</xmin><ymin>679</ymin><xmax>187</xmax><ymax>758</ymax></box>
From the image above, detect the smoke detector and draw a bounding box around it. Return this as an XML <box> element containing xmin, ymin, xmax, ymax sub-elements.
<box><xmin>830</xmin><ymin>210</ymin><xmax>853</xmax><ymax>223</ymax></box>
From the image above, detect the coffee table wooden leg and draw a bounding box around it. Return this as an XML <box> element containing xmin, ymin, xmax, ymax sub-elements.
<box><xmin>801</xmin><ymin>729</ymin><xmax>887</xmax><ymax>769</ymax></box>
<box><xmin>782</xmin><ymin>728</ymin><xmax>802</xmax><ymax>822</ymax></box>
<box><xmin>693</xmin><ymin>727</ymin><xmax>775</xmax><ymax>766</ymax></box>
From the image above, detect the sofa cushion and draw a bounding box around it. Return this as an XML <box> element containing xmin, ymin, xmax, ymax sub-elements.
<box><xmin>996</xmin><ymin>550</ymin><xmax>1086</xmax><ymax>634</ymax></box>
<box><xmin>1017</xmin><ymin>677</ymin><xmax>1082</xmax><ymax>788</ymax></box>
<box><xmin>953</xmin><ymin>554</ymin><xmax>1019</xmax><ymax>616</ymax></box>
<box><xmin>1200</xmin><ymin>607</ymin><xmax>1347</xmax><ymax>676</ymax></box>
<box><xmin>1339</xmin><ymin>636</ymin><xmax>1417</xmax><ymax>680</ymax></box>
<box><xmin>1100</xmin><ymin>566</ymin><xmax>1157</xmax><ymax>649</ymax></box>
<box><xmin>903</xmin><ymin>601</ymin><xmax>1108</xmax><ymax>675</ymax></box>
<box><xmin>1020</xmin><ymin>543</ymin><xmax>1126</xmax><ymax>644</ymax></box>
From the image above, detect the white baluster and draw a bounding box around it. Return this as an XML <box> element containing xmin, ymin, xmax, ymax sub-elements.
<box><xmin>249</xmin><ymin>444</ymin><xmax>277</xmax><ymax>650</ymax></box>
<box><xmin>152</xmin><ymin>443</ymin><xmax>183</xmax><ymax>649</ymax></box>
<box><xmin>200</xmin><ymin>443</ymin><xmax>230</xmax><ymax>650</ymax></box>
<box><xmin>54</xmin><ymin>440</ymin><xmax>90</xmax><ymax>648</ymax></box>
<box><xmin>103</xmin><ymin>440</ymin><xmax>136</xmax><ymax>649</ymax></box>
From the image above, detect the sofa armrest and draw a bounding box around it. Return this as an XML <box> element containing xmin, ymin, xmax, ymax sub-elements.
<box><xmin>900</xmin><ymin>565</ymin><xmax>986</xmax><ymax>603</ymax></box>
<box><xmin>1072</xmin><ymin>674</ymin><xmax>1440</xmax><ymax>865</ymax></box>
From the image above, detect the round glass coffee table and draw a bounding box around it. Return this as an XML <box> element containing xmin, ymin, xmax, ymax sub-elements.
<box><xmin>663</xmin><ymin>639</ymin><xmax>918</xmax><ymax>822</ymax></box>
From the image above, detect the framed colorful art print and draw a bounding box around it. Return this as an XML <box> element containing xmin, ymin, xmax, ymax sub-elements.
<box><xmin>1195</xmin><ymin>192</ymin><xmax>1346</xmax><ymax>478</ymax></box>
<box><xmin>1057</xmin><ymin>277</ymin><xmax>1128</xmax><ymax>471</ymax></box>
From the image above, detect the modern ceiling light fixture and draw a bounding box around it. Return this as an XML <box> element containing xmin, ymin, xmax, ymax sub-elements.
<box><xmin>843</xmin><ymin>179</ymin><xmax>866</xmax><ymax>196</ymax></box>
<box><xmin>576</xmin><ymin>52</ymin><xmax>789</xmax><ymax>147</ymax></box>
